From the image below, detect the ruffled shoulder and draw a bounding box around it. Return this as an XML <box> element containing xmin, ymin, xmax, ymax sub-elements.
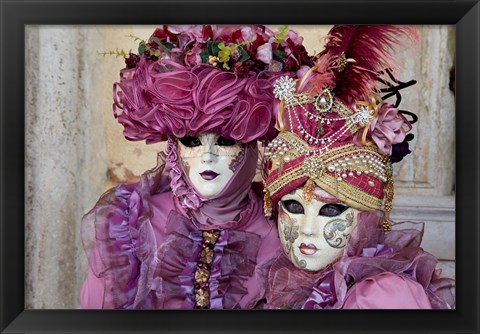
<box><xmin>342</xmin><ymin>272</ymin><xmax>433</xmax><ymax>309</ymax></box>
<box><xmin>342</xmin><ymin>270</ymin><xmax>454</xmax><ymax>309</ymax></box>
<box><xmin>265</xmin><ymin>214</ymin><xmax>455</xmax><ymax>310</ymax></box>
<box><xmin>316</xmin><ymin>225</ymin><xmax>454</xmax><ymax>309</ymax></box>
<box><xmin>338</xmin><ymin>213</ymin><xmax>455</xmax><ymax>309</ymax></box>
<box><xmin>81</xmin><ymin>153</ymin><xmax>170</xmax><ymax>309</ymax></box>
<box><xmin>333</xmin><ymin>220</ymin><xmax>455</xmax><ymax>309</ymax></box>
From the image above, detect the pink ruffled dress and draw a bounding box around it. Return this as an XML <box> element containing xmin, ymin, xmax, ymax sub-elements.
<box><xmin>80</xmin><ymin>141</ymin><xmax>281</xmax><ymax>309</ymax></box>
<box><xmin>264</xmin><ymin>212</ymin><xmax>455</xmax><ymax>309</ymax></box>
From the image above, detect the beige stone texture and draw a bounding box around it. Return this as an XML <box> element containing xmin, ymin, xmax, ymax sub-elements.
<box><xmin>24</xmin><ymin>25</ymin><xmax>456</xmax><ymax>309</ymax></box>
<box><xmin>25</xmin><ymin>26</ymin><xmax>108</xmax><ymax>308</ymax></box>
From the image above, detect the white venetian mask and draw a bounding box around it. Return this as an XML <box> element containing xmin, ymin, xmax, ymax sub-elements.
<box><xmin>278</xmin><ymin>186</ymin><xmax>359</xmax><ymax>272</ymax></box>
<box><xmin>177</xmin><ymin>133</ymin><xmax>245</xmax><ymax>198</ymax></box>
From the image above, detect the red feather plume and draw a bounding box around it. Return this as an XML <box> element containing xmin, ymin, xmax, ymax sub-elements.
<box><xmin>305</xmin><ymin>25</ymin><xmax>418</xmax><ymax>105</ymax></box>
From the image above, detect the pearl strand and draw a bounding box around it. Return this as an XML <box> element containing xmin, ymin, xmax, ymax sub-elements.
<box><xmin>326</xmin><ymin>153</ymin><xmax>387</xmax><ymax>182</ymax></box>
<box><xmin>265</xmin><ymin>138</ymin><xmax>387</xmax><ymax>183</ymax></box>
<box><xmin>289</xmin><ymin>106</ymin><xmax>354</xmax><ymax>151</ymax></box>
<box><xmin>299</xmin><ymin>103</ymin><xmax>344</xmax><ymax>124</ymax></box>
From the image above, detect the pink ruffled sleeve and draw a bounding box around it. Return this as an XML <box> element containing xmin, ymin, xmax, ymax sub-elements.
<box><xmin>80</xmin><ymin>265</ymin><xmax>105</xmax><ymax>309</ymax></box>
<box><xmin>79</xmin><ymin>182</ymin><xmax>155</xmax><ymax>309</ymax></box>
<box><xmin>342</xmin><ymin>272</ymin><xmax>432</xmax><ymax>309</ymax></box>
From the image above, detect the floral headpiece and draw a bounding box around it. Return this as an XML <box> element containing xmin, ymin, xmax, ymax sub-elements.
<box><xmin>123</xmin><ymin>25</ymin><xmax>313</xmax><ymax>76</ymax></box>
<box><xmin>111</xmin><ymin>25</ymin><xmax>314</xmax><ymax>144</ymax></box>
<box><xmin>263</xmin><ymin>25</ymin><xmax>418</xmax><ymax>231</ymax></box>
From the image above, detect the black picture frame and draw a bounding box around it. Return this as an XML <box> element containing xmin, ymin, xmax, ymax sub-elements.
<box><xmin>1</xmin><ymin>0</ymin><xmax>478</xmax><ymax>333</ymax></box>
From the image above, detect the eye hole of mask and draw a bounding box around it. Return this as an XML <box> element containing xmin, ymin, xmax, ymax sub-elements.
<box><xmin>179</xmin><ymin>136</ymin><xmax>201</xmax><ymax>147</ymax></box>
<box><xmin>281</xmin><ymin>200</ymin><xmax>305</xmax><ymax>214</ymax></box>
<box><xmin>216</xmin><ymin>136</ymin><xmax>237</xmax><ymax>146</ymax></box>
<box><xmin>319</xmin><ymin>203</ymin><xmax>349</xmax><ymax>217</ymax></box>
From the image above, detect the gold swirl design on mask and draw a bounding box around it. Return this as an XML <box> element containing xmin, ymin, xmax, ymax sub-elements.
<box><xmin>323</xmin><ymin>211</ymin><xmax>354</xmax><ymax>249</ymax></box>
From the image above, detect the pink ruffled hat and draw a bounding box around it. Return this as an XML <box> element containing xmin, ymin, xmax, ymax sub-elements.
<box><xmin>111</xmin><ymin>25</ymin><xmax>314</xmax><ymax>144</ymax></box>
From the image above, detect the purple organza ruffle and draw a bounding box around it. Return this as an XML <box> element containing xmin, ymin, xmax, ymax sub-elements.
<box><xmin>124</xmin><ymin>209</ymin><xmax>262</xmax><ymax>309</ymax></box>
<box><xmin>265</xmin><ymin>254</ymin><xmax>334</xmax><ymax>309</ymax></box>
<box><xmin>145</xmin><ymin>210</ymin><xmax>261</xmax><ymax>309</ymax></box>
<box><xmin>81</xmin><ymin>152</ymin><xmax>270</xmax><ymax>309</ymax></box>
<box><xmin>81</xmin><ymin>153</ymin><xmax>169</xmax><ymax>309</ymax></box>
<box><xmin>265</xmin><ymin>211</ymin><xmax>455</xmax><ymax>310</ymax></box>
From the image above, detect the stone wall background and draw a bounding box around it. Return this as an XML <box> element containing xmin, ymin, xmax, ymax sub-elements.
<box><xmin>25</xmin><ymin>25</ymin><xmax>455</xmax><ymax>309</ymax></box>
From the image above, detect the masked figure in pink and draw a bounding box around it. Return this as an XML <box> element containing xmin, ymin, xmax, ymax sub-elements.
<box><xmin>80</xmin><ymin>25</ymin><xmax>313</xmax><ymax>309</ymax></box>
<box><xmin>261</xmin><ymin>25</ymin><xmax>455</xmax><ymax>309</ymax></box>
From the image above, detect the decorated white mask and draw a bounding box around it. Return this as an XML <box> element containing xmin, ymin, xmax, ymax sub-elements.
<box><xmin>278</xmin><ymin>186</ymin><xmax>359</xmax><ymax>272</ymax></box>
<box><xmin>177</xmin><ymin>133</ymin><xmax>245</xmax><ymax>198</ymax></box>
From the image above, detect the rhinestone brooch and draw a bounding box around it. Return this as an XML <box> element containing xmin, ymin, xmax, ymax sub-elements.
<box><xmin>273</xmin><ymin>76</ymin><xmax>297</xmax><ymax>102</ymax></box>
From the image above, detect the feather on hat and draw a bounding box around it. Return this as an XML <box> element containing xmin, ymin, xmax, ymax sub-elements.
<box><xmin>303</xmin><ymin>25</ymin><xmax>418</xmax><ymax>105</ymax></box>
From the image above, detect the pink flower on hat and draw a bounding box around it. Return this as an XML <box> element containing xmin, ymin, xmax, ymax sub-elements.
<box><xmin>241</xmin><ymin>27</ymin><xmax>257</xmax><ymax>41</ymax></box>
<box><xmin>370</xmin><ymin>103</ymin><xmax>412</xmax><ymax>155</ymax></box>
<box><xmin>167</xmin><ymin>25</ymin><xmax>196</xmax><ymax>34</ymax></box>
<box><xmin>256</xmin><ymin>43</ymin><xmax>273</xmax><ymax>64</ymax></box>
<box><xmin>184</xmin><ymin>45</ymin><xmax>203</xmax><ymax>67</ymax></box>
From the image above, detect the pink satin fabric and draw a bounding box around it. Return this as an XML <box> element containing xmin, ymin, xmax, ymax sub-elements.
<box><xmin>342</xmin><ymin>272</ymin><xmax>432</xmax><ymax>309</ymax></box>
